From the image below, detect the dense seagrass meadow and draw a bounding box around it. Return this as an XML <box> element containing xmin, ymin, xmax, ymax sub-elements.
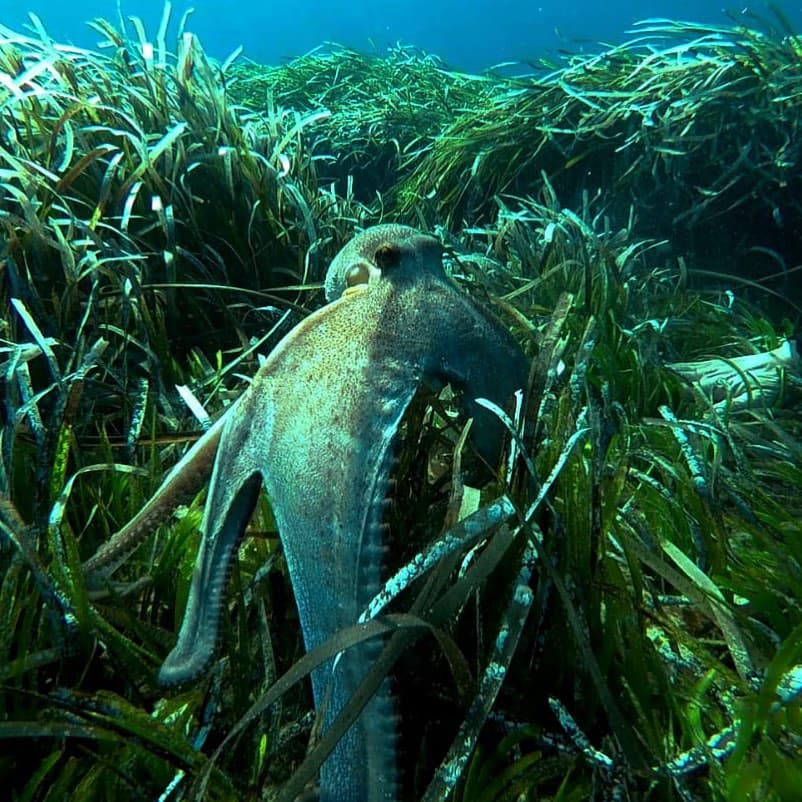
<box><xmin>2</xmin><ymin>4</ymin><xmax>802</xmax><ymax>800</ymax></box>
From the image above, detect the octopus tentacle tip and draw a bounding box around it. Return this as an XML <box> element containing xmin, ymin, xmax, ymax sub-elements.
<box><xmin>158</xmin><ymin>632</ymin><xmax>219</xmax><ymax>687</ymax></box>
<box><xmin>157</xmin><ymin>663</ymin><xmax>187</xmax><ymax>688</ymax></box>
<box><xmin>157</xmin><ymin>654</ymin><xmax>203</xmax><ymax>688</ymax></box>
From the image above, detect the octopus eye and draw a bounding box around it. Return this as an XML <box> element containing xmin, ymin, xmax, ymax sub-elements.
<box><xmin>374</xmin><ymin>242</ymin><xmax>402</xmax><ymax>271</ymax></box>
<box><xmin>345</xmin><ymin>262</ymin><xmax>371</xmax><ymax>287</ymax></box>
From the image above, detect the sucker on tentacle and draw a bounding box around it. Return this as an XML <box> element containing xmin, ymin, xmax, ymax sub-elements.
<box><xmin>89</xmin><ymin>224</ymin><xmax>528</xmax><ymax>801</ymax></box>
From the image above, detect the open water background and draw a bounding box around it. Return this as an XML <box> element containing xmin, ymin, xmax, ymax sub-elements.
<box><xmin>5</xmin><ymin>1</ymin><xmax>802</xmax><ymax>71</ymax></box>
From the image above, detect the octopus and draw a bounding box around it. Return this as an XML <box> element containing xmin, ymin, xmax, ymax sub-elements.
<box><xmin>83</xmin><ymin>224</ymin><xmax>528</xmax><ymax>801</ymax></box>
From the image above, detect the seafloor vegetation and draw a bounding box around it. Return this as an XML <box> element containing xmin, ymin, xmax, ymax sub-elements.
<box><xmin>1</xmin><ymin>3</ymin><xmax>801</xmax><ymax>800</ymax></box>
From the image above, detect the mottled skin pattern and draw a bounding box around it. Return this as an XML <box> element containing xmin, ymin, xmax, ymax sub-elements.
<box><xmin>84</xmin><ymin>226</ymin><xmax>528</xmax><ymax>801</ymax></box>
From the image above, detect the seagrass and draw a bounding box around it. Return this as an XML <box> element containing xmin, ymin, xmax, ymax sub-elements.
<box><xmin>1</xmin><ymin>7</ymin><xmax>801</xmax><ymax>801</ymax></box>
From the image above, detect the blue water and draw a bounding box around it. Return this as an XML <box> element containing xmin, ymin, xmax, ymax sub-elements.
<box><xmin>4</xmin><ymin>1</ymin><xmax>802</xmax><ymax>71</ymax></box>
